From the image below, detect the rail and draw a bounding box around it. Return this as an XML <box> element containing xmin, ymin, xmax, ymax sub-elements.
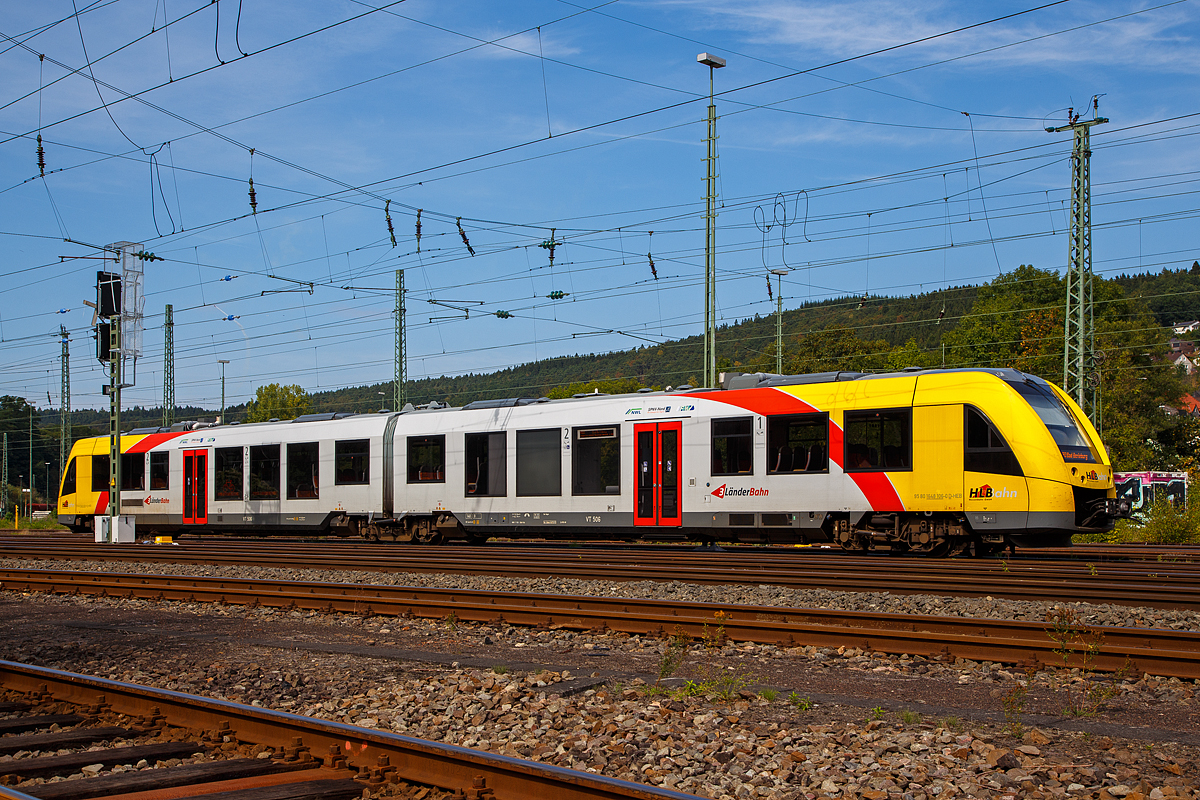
<box><xmin>4</xmin><ymin>567</ymin><xmax>1199</xmax><ymax>679</ymax></box>
<box><xmin>0</xmin><ymin>660</ymin><xmax>698</xmax><ymax>800</ymax></box>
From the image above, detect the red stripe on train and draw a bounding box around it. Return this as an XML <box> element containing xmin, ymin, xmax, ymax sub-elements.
<box><xmin>681</xmin><ymin>387</ymin><xmax>818</xmax><ymax>415</ymax></box>
<box><xmin>125</xmin><ymin>431</ymin><xmax>188</xmax><ymax>453</ymax></box>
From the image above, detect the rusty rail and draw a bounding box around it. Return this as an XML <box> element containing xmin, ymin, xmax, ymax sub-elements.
<box><xmin>0</xmin><ymin>660</ymin><xmax>698</xmax><ymax>800</ymax></box>
<box><xmin>4</xmin><ymin>536</ymin><xmax>1200</xmax><ymax>610</ymax></box>
<box><xmin>4</xmin><ymin>567</ymin><xmax>1199</xmax><ymax>679</ymax></box>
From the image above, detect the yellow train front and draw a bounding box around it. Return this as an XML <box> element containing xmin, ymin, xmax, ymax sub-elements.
<box><xmin>747</xmin><ymin>367</ymin><xmax>1124</xmax><ymax>555</ymax></box>
<box><xmin>55</xmin><ymin>367</ymin><xmax>1126</xmax><ymax>554</ymax></box>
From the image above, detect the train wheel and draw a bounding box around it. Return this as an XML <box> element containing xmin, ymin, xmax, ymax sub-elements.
<box><xmin>406</xmin><ymin>517</ymin><xmax>444</xmax><ymax>545</ymax></box>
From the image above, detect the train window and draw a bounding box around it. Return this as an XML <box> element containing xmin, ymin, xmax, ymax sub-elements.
<box><xmin>964</xmin><ymin>406</ymin><xmax>1023</xmax><ymax>476</ymax></box>
<box><xmin>149</xmin><ymin>452</ymin><xmax>170</xmax><ymax>490</ymax></box>
<box><xmin>711</xmin><ymin>417</ymin><xmax>753</xmax><ymax>475</ymax></box>
<box><xmin>517</xmin><ymin>428</ymin><xmax>561</xmax><ymax>496</ymax></box>
<box><xmin>91</xmin><ymin>455</ymin><xmax>109</xmax><ymax>492</ymax></box>
<box><xmin>61</xmin><ymin>458</ymin><xmax>76</xmax><ymax>496</ymax></box>
<box><xmin>408</xmin><ymin>435</ymin><xmax>445</xmax><ymax>483</ymax></box>
<box><xmin>767</xmin><ymin>414</ymin><xmax>828</xmax><ymax>473</ymax></box>
<box><xmin>334</xmin><ymin>440</ymin><xmax>370</xmax><ymax>485</ymax></box>
<box><xmin>573</xmin><ymin>426</ymin><xmax>620</xmax><ymax>495</ymax></box>
<box><xmin>249</xmin><ymin>444</ymin><xmax>281</xmax><ymax>500</ymax></box>
<box><xmin>215</xmin><ymin>447</ymin><xmax>243</xmax><ymax>500</ymax></box>
<box><xmin>287</xmin><ymin>442</ymin><xmax>320</xmax><ymax>499</ymax></box>
<box><xmin>1005</xmin><ymin>379</ymin><xmax>1098</xmax><ymax>463</ymax></box>
<box><xmin>121</xmin><ymin>453</ymin><xmax>145</xmax><ymax>491</ymax></box>
<box><xmin>843</xmin><ymin>409</ymin><xmax>911</xmax><ymax>472</ymax></box>
<box><xmin>465</xmin><ymin>432</ymin><xmax>506</xmax><ymax>497</ymax></box>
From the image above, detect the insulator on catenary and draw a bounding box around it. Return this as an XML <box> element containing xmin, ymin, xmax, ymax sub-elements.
<box><xmin>495</xmin><ymin>310</ymin><xmax>512</xmax><ymax>319</ymax></box>
<box><xmin>36</xmin><ymin>134</ymin><xmax>45</xmax><ymax>177</ymax></box>
<box><xmin>538</xmin><ymin>227</ymin><xmax>560</xmax><ymax>266</ymax></box>
<box><xmin>385</xmin><ymin>200</ymin><xmax>396</xmax><ymax>248</ymax></box>
<box><xmin>766</xmin><ymin>275</ymin><xmax>773</xmax><ymax>300</ymax></box>
<box><xmin>218</xmin><ymin>275</ymin><xmax>237</xmax><ymax>282</ymax></box>
<box><xmin>248</xmin><ymin>177</ymin><xmax>257</xmax><ymax>213</ymax></box>
<box><xmin>416</xmin><ymin>209</ymin><xmax>422</xmax><ymax>253</ymax></box>
<box><xmin>648</xmin><ymin>231</ymin><xmax>657</xmax><ymax>280</ymax></box>
<box><xmin>547</xmin><ymin>290</ymin><xmax>567</xmax><ymax>300</ymax></box>
<box><xmin>456</xmin><ymin>217</ymin><xmax>475</xmax><ymax>256</ymax></box>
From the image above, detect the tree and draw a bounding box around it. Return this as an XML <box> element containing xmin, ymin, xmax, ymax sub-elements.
<box><xmin>547</xmin><ymin>378</ymin><xmax>655</xmax><ymax>399</ymax></box>
<box><xmin>244</xmin><ymin>384</ymin><xmax>311</xmax><ymax>423</ymax></box>
<box><xmin>1</xmin><ymin>396</ymin><xmax>58</xmax><ymax>512</ymax></box>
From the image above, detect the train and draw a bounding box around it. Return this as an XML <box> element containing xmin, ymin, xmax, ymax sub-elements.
<box><xmin>56</xmin><ymin>367</ymin><xmax>1127</xmax><ymax>555</ymax></box>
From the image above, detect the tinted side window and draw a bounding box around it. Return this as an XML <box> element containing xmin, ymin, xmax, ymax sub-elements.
<box><xmin>249</xmin><ymin>444</ymin><xmax>281</xmax><ymax>500</ymax></box>
<box><xmin>335</xmin><ymin>440</ymin><xmax>370</xmax><ymax>485</ymax></box>
<box><xmin>573</xmin><ymin>427</ymin><xmax>620</xmax><ymax>495</ymax></box>
<box><xmin>287</xmin><ymin>442</ymin><xmax>320</xmax><ymax>499</ymax></box>
<box><xmin>408</xmin><ymin>436</ymin><xmax>445</xmax><ymax>483</ymax></box>
<box><xmin>767</xmin><ymin>414</ymin><xmax>828</xmax><ymax>473</ymax></box>
<box><xmin>121</xmin><ymin>453</ymin><xmax>145</xmax><ymax>491</ymax></box>
<box><xmin>61</xmin><ymin>458</ymin><xmax>76</xmax><ymax>495</ymax></box>
<box><xmin>964</xmin><ymin>406</ymin><xmax>1023</xmax><ymax>476</ymax></box>
<box><xmin>844</xmin><ymin>409</ymin><xmax>911</xmax><ymax>471</ymax></box>
<box><xmin>215</xmin><ymin>447</ymin><xmax>243</xmax><ymax>500</ymax></box>
<box><xmin>465</xmin><ymin>432</ymin><xmax>507</xmax><ymax>497</ymax></box>
<box><xmin>150</xmin><ymin>452</ymin><xmax>170</xmax><ymax>490</ymax></box>
<box><xmin>712</xmin><ymin>417</ymin><xmax>753</xmax><ymax>475</ymax></box>
<box><xmin>517</xmin><ymin>428</ymin><xmax>561</xmax><ymax>496</ymax></box>
<box><xmin>91</xmin><ymin>454</ymin><xmax>109</xmax><ymax>492</ymax></box>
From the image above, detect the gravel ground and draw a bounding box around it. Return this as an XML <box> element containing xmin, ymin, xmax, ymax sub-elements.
<box><xmin>1</xmin><ymin>559</ymin><xmax>1199</xmax><ymax>800</ymax></box>
<box><xmin>4</xmin><ymin>557</ymin><xmax>1199</xmax><ymax>632</ymax></box>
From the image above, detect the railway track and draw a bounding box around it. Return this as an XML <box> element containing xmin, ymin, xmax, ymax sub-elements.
<box><xmin>0</xmin><ymin>659</ymin><xmax>695</xmax><ymax>800</ymax></box>
<box><xmin>4</xmin><ymin>535</ymin><xmax>1200</xmax><ymax>611</ymax></box>
<box><xmin>4</xmin><ymin>567</ymin><xmax>1199</xmax><ymax>680</ymax></box>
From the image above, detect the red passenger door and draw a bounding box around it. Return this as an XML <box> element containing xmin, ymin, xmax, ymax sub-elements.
<box><xmin>634</xmin><ymin>422</ymin><xmax>682</xmax><ymax>527</ymax></box>
<box><xmin>182</xmin><ymin>449</ymin><xmax>208</xmax><ymax>525</ymax></box>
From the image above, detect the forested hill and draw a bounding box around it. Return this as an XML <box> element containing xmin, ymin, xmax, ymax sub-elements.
<box><xmin>54</xmin><ymin>264</ymin><xmax>1200</xmax><ymax>420</ymax></box>
<box><xmin>311</xmin><ymin>283</ymin><xmax>981</xmax><ymax>411</ymax></box>
<box><xmin>1112</xmin><ymin>261</ymin><xmax>1200</xmax><ymax>327</ymax></box>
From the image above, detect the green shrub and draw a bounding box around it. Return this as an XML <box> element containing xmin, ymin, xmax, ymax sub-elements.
<box><xmin>1114</xmin><ymin>498</ymin><xmax>1200</xmax><ymax>545</ymax></box>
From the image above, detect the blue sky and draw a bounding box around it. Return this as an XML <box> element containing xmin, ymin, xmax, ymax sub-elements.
<box><xmin>2</xmin><ymin>0</ymin><xmax>1198</xmax><ymax>412</ymax></box>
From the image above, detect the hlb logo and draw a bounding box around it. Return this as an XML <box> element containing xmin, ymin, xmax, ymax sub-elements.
<box><xmin>969</xmin><ymin>484</ymin><xmax>1017</xmax><ymax>499</ymax></box>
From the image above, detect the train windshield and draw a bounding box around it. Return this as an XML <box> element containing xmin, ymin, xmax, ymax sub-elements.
<box><xmin>1006</xmin><ymin>379</ymin><xmax>1098</xmax><ymax>463</ymax></box>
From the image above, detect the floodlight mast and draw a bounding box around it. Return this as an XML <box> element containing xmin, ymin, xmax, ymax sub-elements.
<box><xmin>771</xmin><ymin>269</ymin><xmax>788</xmax><ymax>374</ymax></box>
<box><xmin>698</xmin><ymin>52</ymin><xmax>725</xmax><ymax>388</ymax></box>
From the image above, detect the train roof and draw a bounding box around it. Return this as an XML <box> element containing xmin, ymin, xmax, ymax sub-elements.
<box><xmin>120</xmin><ymin>366</ymin><xmax>1036</xmax><ymax>436</ymax></box>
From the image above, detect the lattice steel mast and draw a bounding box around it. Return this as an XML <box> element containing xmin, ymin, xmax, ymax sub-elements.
<box><xmin>1048</xmin><ymin>100</ymin><xmax>1107</xmax><ymax>432</ymax></box>
<box><xmin>59</xmin><ymin>325</ymin><xmax>70</xmax><ymax>477</ymax></box>
<box><xmin>163</xmin><ymin>304</ymin><xmax>174</xmax><ymax>428</ymax></box>
<box><xmin>395</xmin><ymin>269</ymin><xmax>407</xmax><ymax>409</ymax></box>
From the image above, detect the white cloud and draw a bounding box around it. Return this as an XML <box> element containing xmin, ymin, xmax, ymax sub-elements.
<box><xmin>661</xmin><ymin>0</ymin><xmax>1199</xmax><ymax>73</ymax></box>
